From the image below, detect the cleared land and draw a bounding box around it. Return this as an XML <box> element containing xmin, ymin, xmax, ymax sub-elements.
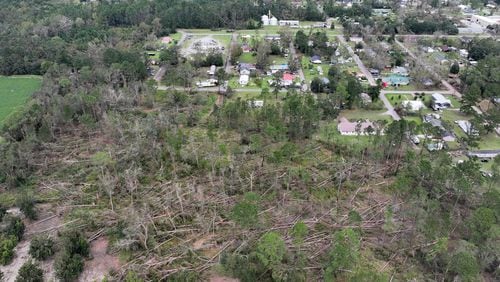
<box><xmin>0</xmin><ymin>76</ymin><xmax>42</xmax><ymax>124</ymax></box>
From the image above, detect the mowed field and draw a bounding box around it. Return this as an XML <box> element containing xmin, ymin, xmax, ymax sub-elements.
<box><xmin>0</xmin><ymin>76</ymin><xmax>42</xmax><ymax>124</ymax></box>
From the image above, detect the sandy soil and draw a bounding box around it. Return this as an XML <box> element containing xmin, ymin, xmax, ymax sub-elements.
<box><xmin>209</xmin><ymin>275</ymin><xmax>239</xmax><ymax>282</ymax></box>
<box><xmin>0</xmin><ymin>205</ymin><xmax>61</xmax><ymax>282</ymax></box>
<box><xmin>78</xmin><ymin>237</ymin><xmax>120</xmax><ymax>282</ymax></box>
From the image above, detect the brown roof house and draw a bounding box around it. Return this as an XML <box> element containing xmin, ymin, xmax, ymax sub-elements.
<box><xmin>337</xmin><ymin>117</ymin><xmax>380</xmax><ymax>136</ymax></box>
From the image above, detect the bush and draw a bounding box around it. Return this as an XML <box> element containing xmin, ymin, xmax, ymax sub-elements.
<box><xmin>29</xmin><ymin>236</ymin><xmax>55</xmax><ymax>260</ymax></box>
<box><xmin>2</xmin><ymin>216</ymin><xmax>25</xmax><ymax>241</ymax></box>
<box><xmin>15</xmin><ymin>260</ymin><xmax>43</xmax><ymax>282</ymax></box>
<box><xmin>54</xmin><ymin>251</ymin><xmax>84</xmax><ymax>282</ymax></box>
<box><xmin>16</xmin><ymin>193</ymin><xmax>37</xmax><ymax>220</ymax></box>
<box><xmin>0</xmin><ymin>235</ymin><xmax>18</xmax><ymax>265</ymax></box>
<box><xmin>61</xmin><ymin>231</ymin><xmax>90</xmax><ymax>257</ymax></box>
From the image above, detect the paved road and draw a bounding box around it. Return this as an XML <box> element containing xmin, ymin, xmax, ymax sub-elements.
<box><xmin>288</xmin><ymin>42</ymin><xmax>307</xmax><ymax>91</ymax></box>
<box><xmin>337</xmin><ymin>35</ymin><xmax>377</xmax><ymax>86</ymax></box>
<box><xmin>225</xmin><ymin>33</ymin><xmax>237</xmax><ymax>74</ymax></box>
<box><xmin>379</xmin><ymin>90</ymin><xmax>401</xmax><ymax>121</ymax></box>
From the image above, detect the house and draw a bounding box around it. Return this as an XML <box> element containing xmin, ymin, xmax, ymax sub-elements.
<box><xmin>402</xmin><ymin>100</ymin><xmax>425</xmax><ymax>112</ymax></box>
<box><xmin>279</xmin><ymin>20</ymin><xmax>300</xmax><ymax>27</ymax></box>
<box><xmin>455</xmin><ymin>120</ymin><xmax>479</xmax><ymax>136</ymax></box>
<box><xmin>458</xmin><ymin>49</ymin><xmax>469</xmax><ymax>58</ymax></box>
<box><xmin>264</xmin><ymin>35</ymin><xmax>281</xmax><ymax>41</ymax></box>
<box><xmin>317</xmin><ymin>66</ymin><xmax>323</xmax><ymax>75</ymax></box>
<box><xmin>467</xmin><ymin>150</ymin><xmax>500</xmax><ymax>161</ymax></box>
<box><xmin>161</xmin><ymin>36</ymin><xmax>172</xmax><ymax>44</ymax></box>
<box><xmin>382</xmin><ymin>75</ymin><xmax>410</xmax><ymax>86</ymax></box>
<box><xmin>369</xmin><ymin>69</ymin><xmax>380</xmax><ymax>77</ymax></box>
<box><xmin>240</xmin><ymin>69</ymin><xmax>251</xmax><ymax>75</ymax></box>
<box><xmin>248</xmin><ymin>100</ymin><xmax>264</xmax><ymax>108</ymax></box>
<box><xmin>422</xmin><ymin>78</ymin><xmax>434</xmax><ymax>87</ymax></box>
<box><xmin>311</xmin><ymin>55</ymin><xmax>322</xmax><ymax>64</ymax></box>
<box><xmin>281</xmin><ymin>73</ymin><xmax>295</xmax><ymax>87</ymax></box>
<box><xmin>242</xmin><ymin>44</ymin><xmax>252</xmax><ymax>53</ymax></box>
<box><xmin>196</xmin><ymin>79</ymin><xmax>218</xmax><ymax>88</ymax></box>
<box><xmin>269</xmin><ymin>64</ymin><xmax>289</xmax><ymax>74</ymax></box>
<box><xmin>427</xmin><ymin>141</ymin><xmax>445</xmax><ymax>151</ymax></box>
<box><xmin>392</xmin><ymin>66</ymin><xmax>409</xmax><ymax>76</ymax></box>
<box><xmin>431</xmin><ymin>93</ymin><xmax>452</xmax><ymax>110</ymax></box>
<box><xmin>208</xmin><ymin>65</ymin><xmax>216</xmax><ymax>76</ymax></box>
<box><xmin>423</xmin><ymin>114</ymin><xmax>455</xmax><ymax>142</ymax></box>
<box><xmin>239</xmin><ymin>74</ymin><xmax>250</xmax><ymax>86</ymax></box>
<box><xmin>337</xmin><ymin>117</ymin><xmax>378</xmax><ymax>135</ymax></box>
<box><xmin>422</xmin><ymin>46</ymin><xmax>435</xmax><ymax>53</ymax></box>
<box><xmin>238</xmin><ymin>63</ymin><xmax>256</xmax><ymax>73</ymax></box>
<box><xmin>262</xmin><ymin>11</ymin><xmax>278</xmax><ymax>26</ymax></box>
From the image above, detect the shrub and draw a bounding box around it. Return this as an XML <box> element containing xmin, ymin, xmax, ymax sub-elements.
<box><xmin>2</xmin><ymin>216</ymin><xmax>25</xmax><ymax>241</ymax></box>
<box><xmin>16</xmin><ymin>193</ymin><xmax>37</xmax><ymax>220</ymax></box>
<box><xmin>54</xmin><ymin>251</ymin><xmax>84</xmax><ymax>282</ymax></box>
<box><xmin>15</xmin><ymin>260</ymin><xmax>43</xmax><ymax>282</ymax></box>
<box><xmin>61</xmin><ymin>231</ymin><xmax>90</xmax><ymax>257</ymax></box>
<box><xmin>29</xmin><ymin>236</ymin><xmax>55</xmax><ymax>260</ymax></box>
<box><xmin>0</xmin><ymin>235</ymin><xmax>18</xmax><ymax>265</ymax></box>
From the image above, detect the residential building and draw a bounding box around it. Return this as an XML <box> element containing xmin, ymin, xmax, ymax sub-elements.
<box><xmin>269</xmin><ymin>64</ymin><xmax>289</xmax><ymax>74</ymax></box>
<box><xmin>239</xmin><ymin>74</ymin><xmax>249</xmax><ymax>86</ymax></box>
<box><xmin>431</xmin><ymin>93</ymin><xmax>452</xmax><ymax>110</ymax></box>
<box><xmin>392</xmin><ymin>66</ymin><xmax>409</xmax><ymax>76</ymax></box>
<box><xmin>208</xmin><ymin>65</ymin><xmax>216</xmax><ymax>76</ymax></box>
<box><xmin>311</xmin><ymin>55</ymin><xmax>322</xmax><ymax>64</ymax></box>
<box><xmin>456</xmin><ymin>120</ymin><xmax>479</xmax><ymax>136</ymax></box>
<box><xmin>279</xmin><ymin>20</ymin><xmax>300</xmax><ymax>27</ymax></box>
<box><xmin>467</xmin><ymin>150</ymin><xmax>500</xmax><ymax>161</ymax></box>
<box><xmin>281</xmin><ymin>73</ymin><xmax>295</xmax><ymax>87</ymax></box>
<box><xmin>402</xmin><ymin>100</ymin><xmax>425</xmax><ymax>112</ymax></box>
<box><xmin>196</xmin><ymin>79</ymin><xmax>218</xmax><ymax>88</ymax></box>
<box><xmin>337</xmin><ymin>117</ymin><xmax>378</xmax><ymax>136</ymax></box>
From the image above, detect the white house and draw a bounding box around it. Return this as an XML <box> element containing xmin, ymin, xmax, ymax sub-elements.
<box><xmin>208</xmin><ymin>65</ymin><xmax>216</xmax><ymax>76</ymax></box>
<box><xmin>239</xmin><ymin>74</ymin><xmax>249</xmax><ymax>86</ymax></box>
<box><xmin>431</xmin><ymin>93</ymin><xmax>452</xmax><ymax>111</ymax></box>
<box><xmin>456</xmin><ymin>120</ymin><xmax>479</xmax><ymax>136</ymax></box>
<box><xmin>196</xmin><ymin>79</ymin><xmax>218</xmax><ymax>88</ymax></box>
<box><xmin>402</xmin><ymin>100</ymin><xmax>425</xmax><ymax>112</ymax></box>
<box><xmin>262</xmin><ymin>11</ymin><xmax>278</xmax><ymax>26</ymax></box>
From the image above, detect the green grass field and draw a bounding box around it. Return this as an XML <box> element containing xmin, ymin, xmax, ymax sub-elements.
<box><xmin>0</xmin><ymin>76</ymin><xmax>42</xmax><ymax>124</ymax></box>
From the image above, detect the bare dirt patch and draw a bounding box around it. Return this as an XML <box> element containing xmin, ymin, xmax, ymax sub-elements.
<box><xmin>0</xmin><ymin>204</ymin><xmax>61</xmax><ymax>282</ymax></box>
<box><xmin>209</xmin><ymin>274</ymin><xmax>239</xmax><ymax>282</ymax></box>
<box><xmin>78</xmin><ymin>237</ymin><xmax>120</xmax><ymax>282</ymax></box>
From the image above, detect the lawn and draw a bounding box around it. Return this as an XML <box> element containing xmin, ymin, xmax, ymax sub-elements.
<box><xmin>341</xmin><ymin>109</ymin><xmax>393</xmax><ymax>121</ymax></box>
<box><xmin>385</xmin><ymin>93</ymin><xmax>414</xmax><ymax>108</ymax></box>
<box><xmin>476</xmin><ymin>133</ymin><xmax>500</xmax><ymax>150</ymax></box>
<box><xmin>0</xmin><ymin>75</ymin><xmax>42</xmax><ymax>125</ymax></box>
<box><xmin>239</xmin><ymin>52</ymin><xmax>257</xmax><ymax>63</ymax></box>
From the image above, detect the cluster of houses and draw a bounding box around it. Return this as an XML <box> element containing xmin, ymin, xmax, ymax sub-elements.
<box><xmin>196</xmin><ymin>65</ymin><xmax>219</xmax><ymax>88</ymax></box>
